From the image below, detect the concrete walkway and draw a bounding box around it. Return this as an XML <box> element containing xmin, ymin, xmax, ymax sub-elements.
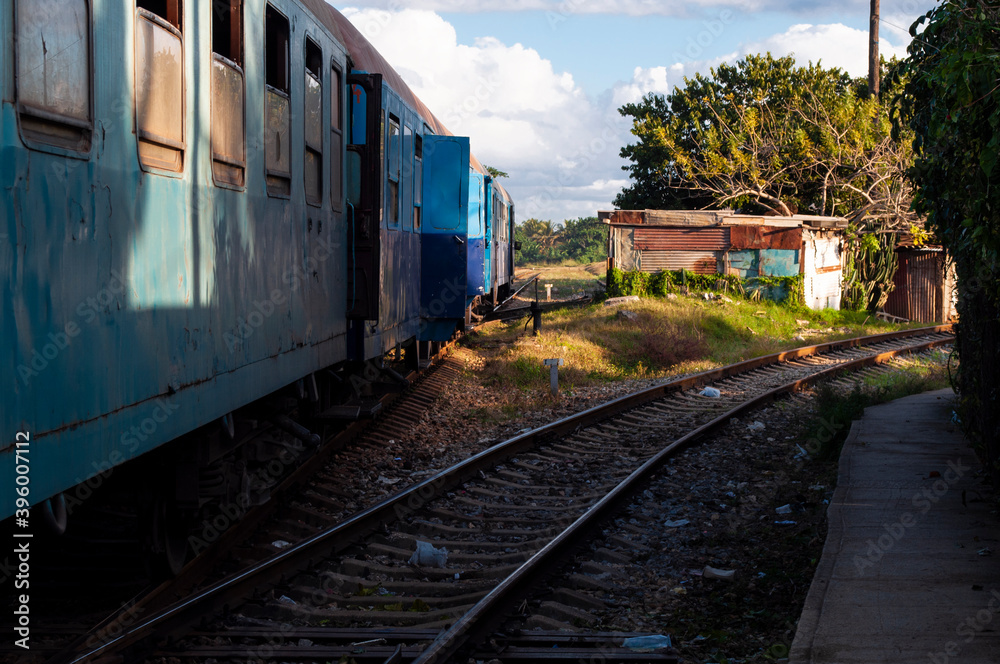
<box><xmin>790</xmin><ymin>388</ymin><xmax>1000</xmax><ymax>664</ymax></box>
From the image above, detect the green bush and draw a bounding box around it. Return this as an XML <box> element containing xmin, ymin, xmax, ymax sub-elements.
<box><xmin>608</xmin><ymin>268</ymin><xmax>803</xmax><ymax>305</ymax></box>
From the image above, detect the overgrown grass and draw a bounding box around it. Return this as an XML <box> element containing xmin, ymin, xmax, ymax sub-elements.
<box><xmin>466</xmin><ymin>293</ymin><xmax>931</xmax><ymax>398</ymax></box>
<box><xmin>515</xmin><ymin>262</ymin><xmax>606</xmax><ymax>300</ymax></box>
<box><xmin>805</xmin><ymin>350</ymin><xmax>953</xmax><ymax>461</ymax></box>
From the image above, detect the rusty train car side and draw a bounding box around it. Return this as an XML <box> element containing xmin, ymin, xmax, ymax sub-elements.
<box><xmin>1</xmin><ymin>0</ymin><xmax>514</xmax><ymax>570</ymax></box>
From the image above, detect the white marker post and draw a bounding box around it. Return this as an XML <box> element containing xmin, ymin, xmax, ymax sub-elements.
<box><xmin>543</xmin><ymin>358</ymin><xmax>564</xmax><ymax>397</ymax></box>
<box><xmin>545</xmin><ymin>284</ymin><xmax>553</xmax><ymax>301</ymax></box>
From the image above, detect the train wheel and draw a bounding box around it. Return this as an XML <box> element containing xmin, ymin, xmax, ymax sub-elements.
<box><xmin>147</xmin><ymin>499</ymin><xmax>191</xmax><ymax>577</ymax></box>
<box><xmin>38</xmin><ymin>493</ymin><xmax>68</xmax><ymax>535</ymax></box>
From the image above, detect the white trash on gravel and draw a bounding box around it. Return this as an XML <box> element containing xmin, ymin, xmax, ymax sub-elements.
<box><xmin>702</xmin><ymin>566</ymin><xmax>736</xmax><ymax>581</ymax></box>
<box><xmin>408</xmin><ymin>540</ymin><xmax>449</xmax><ymax>568</ymax></box>
<box><xmin>700</xmin><ymin>387</ymin><xmax>721</xmax><ymax>398</ymax></box>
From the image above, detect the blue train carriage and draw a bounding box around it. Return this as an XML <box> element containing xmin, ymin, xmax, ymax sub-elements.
<box><xmin>467</xmin><ymin>165</ymin><xmax>491</xmax><ymax>312</ymax></box>
<box><xmin>326</xmin><ymin>10</ymin><xmax>476</xmax><ymax>356</ymax></box>
<box><xmin>2</xmin><ymin>0</ymin><xmax>355</xmax><ymax>567</ymax></box>
<box><xmin>490</xmin><ymin>180</ymin><xmax>516</xmax><ymax>302</ymax></box>
<box><xmin>467</xmin><ymin>163</ymin><xmax>517</xmax><ymax>311</ymax></box>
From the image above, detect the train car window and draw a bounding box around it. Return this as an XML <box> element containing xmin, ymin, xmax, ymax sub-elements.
<box><xmin>402</xmin><ymin>125</ymin><xmax>413</xmax><ymax>231</ymax></box>
<box><xmin>137</xmin><ymin>0</ymin><xmax>180</xmax><ymax>27</ymax></box>
<box><xmin>387</xmin><ymin>114</ymin><xmax>400</xmax><ymax>226</ymax></box>
<box><xmin>304</xmin><ymin>38</ymin><xmax>323</xmax><ymax>207</ymax></box>
<box><xmin>413</xmin><ymin>135</ymin><xmax>422</xmax><ymax>230</ymax></box>
<box><xmin>212</xmin><ymin>0</ymin><xmax>241</xmax><ymax>61</ymax></box>
<box><xmin>211</xmin><ymin>0</ymin><xmax>245</xmax><ymax>187</ymax></box>
<box><xmin>15</xmin><ymin>0</ymin><xmax>92</xmax><ymax>152</ymax></box>
<box><xmin>264</xmin><ymin>5</ymin><xmax>291</xmax><ymax>196</ymax></box>
<box><xmin>135</xmin><ymin>1</ymin><xmax>185</xmax><ymax>171</ymax></box>
<box><xmin>330</xmin><ymin>63</ymin><xmax>343</xmax><ymax>211</ymax></box>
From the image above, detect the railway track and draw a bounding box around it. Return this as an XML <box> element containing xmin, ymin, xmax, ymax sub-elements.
<box><xmin>1</xmin><ymin>275</ymin><xmax>542</xmax><ymax>664</ymax></box>
<box><xmin>52</xmin><ymin>325</ymin><xmax>952</xmax><ymax>664</ymax></box>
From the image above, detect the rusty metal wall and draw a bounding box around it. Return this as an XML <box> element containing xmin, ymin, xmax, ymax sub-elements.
<box><xmin>609</xmin><ymin>226</ymin><xmax>642</xmax><ymax>271</ymax></box>
<box><xmin>640</xmin><ymin>251</ymin><xmax>719</xmax><ymax>274</ymax></box>
<box><xmin>885</xmin><ymin>250</ymin><xmax>945</xmax><ymax>322</ymax></box>
<box><xmin>729</xmin><ymin>225</ymin><xmax>801</xmax><ymax>250</ymax></box>
<box><xmin>633</xmin><ymin>227</ymin><xmax>730</xmax><ymax>251</ymax></box>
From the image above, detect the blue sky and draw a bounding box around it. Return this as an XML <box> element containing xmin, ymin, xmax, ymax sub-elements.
<box><xmin>339</xmin><ymin>1</ymin><xmax>936</xmax><ymax>222</ymax></box>
<box><xmin>438</xmin><ymin>10</ymin><xmax>874</xmax><ymax>95</ymax></box>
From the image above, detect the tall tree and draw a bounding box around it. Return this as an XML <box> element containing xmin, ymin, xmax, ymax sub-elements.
<box><xmin>894</xmin><ymin>1</ymin><xmax>1000</xmax><ymax>481</ymax></box>
<box><xmin>560</xmin><ymin>217</ymin><xmax>607</xmax><ymax>264</ymax></box>
<box><xmin>485</xmin><ymin>165</ymin><xmax>509</xmax><ymax>179</ymax></box>
<box><xmin>616</xmin><ymin>53</ymin><xmax>914</xmax><ymax>228</ymax></box>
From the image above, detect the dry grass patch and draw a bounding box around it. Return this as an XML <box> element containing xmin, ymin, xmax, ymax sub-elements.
<box><xmin>464</xmin><ymin>290</ymin><xmax>923</xmax><ymax>408</ymax></box>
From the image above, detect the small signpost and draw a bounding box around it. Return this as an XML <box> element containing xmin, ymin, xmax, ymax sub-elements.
<box><xmin>543</xmin><ymin>358</ymin><xmax>565</xmax><ymax>397</ymax></box>
<box><xmin>545</xmin><ymin>284</ymin><xmax>553</xmax><ymax>301</ymax></box>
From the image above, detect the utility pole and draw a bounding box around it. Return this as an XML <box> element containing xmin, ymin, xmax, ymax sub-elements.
<box><xmin>869</xmin><ymin>0</ymin><xmax>880</xmax><ymax>97</ymax></box>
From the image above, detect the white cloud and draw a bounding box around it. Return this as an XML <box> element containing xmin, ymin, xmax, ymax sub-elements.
<box><xmin>341</xmin><ymin>0</ymin><xmax>878</xmax><ymax>17</ymax></box>
<box><xmin>737</xmin><ymin>23</ymin><xmax>909</xmax><ymax>76</ymax></box>
<box><xmin>340</xmin><ymin>7</ymin><xmax>925</xmax><ymax>222</ymax></box>
<box><xmin>342</xmin><ymin>7</ymin><xmax>631</xmax><ymax>221</ymax></box>
<box><xmin>613</xmin><ymin>21</ymin><xmax>912</xmax><ymax>109</ymax></box>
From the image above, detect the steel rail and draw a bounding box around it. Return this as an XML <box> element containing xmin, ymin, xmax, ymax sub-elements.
<box><xmin>412</xmin><ymin>335</ymin><xmax>954</xmax><ymax>663</ymax></box>
<box><xmin>493</xmin><ymin>272</ymin><xmax>542</xmax><ymax>312</ymax></box>
<box><xmin>63</xmin><ymin>325</ymin><xmax>952</xmax><ymax>664</ymax></box>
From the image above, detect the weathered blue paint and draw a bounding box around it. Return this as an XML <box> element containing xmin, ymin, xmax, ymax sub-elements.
<box><xmin>758</xmin><ymin>249</ymin><xmax>800</xmax><ymax>277</ymax></box>
<box><xmin>494</xmin><ymin>187</ymin><xmax>514</xmax><ymax>292</ymax></box>
<box><xmin>420</xmin><ymin>135</ymin><xmax>470</xmax><ymax>340</ymax></box>
<box><xmin>727</xmin><ymin>250</ymin><xmax>759</xmax><ymax>278</ymax></box>
<box><xmin>727</xmin><ymin>249</ymin><xmax>800</xmax><ymax>278</ymax></box>
<box><xmin>0</xmin><ymin>0</ymin><xmax>518</xmax><ymax>523</ymax></box>
<box><xmin>467</xmin><ymin>171</ymin><xmax>487</xmax><ymax>302</ymax></box>
<box><xmin>363</xmin><ymin>85</ymin><xmax>422</xmax><ymax>358</ymax></box>
<box><xmin>1</xmin><ymin>0</ymin><xmax>351</xmax><ymax>518</ymax></box>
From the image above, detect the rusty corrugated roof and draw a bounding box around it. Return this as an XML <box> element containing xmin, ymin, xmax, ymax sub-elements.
<box><xmin>599</xmin><ymin>210</ymin><xmax>846</xmax><ymax>229</ymax></box>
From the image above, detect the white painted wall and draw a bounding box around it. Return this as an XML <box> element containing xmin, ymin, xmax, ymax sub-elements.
<box><xmin>804</xmin><ymin>232</ymin><xmax>843</xmax><ymax>310</ymax></box>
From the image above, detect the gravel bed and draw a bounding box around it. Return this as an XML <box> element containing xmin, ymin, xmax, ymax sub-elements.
<box><xmin>578</xmin><ymin>393</ymin><xmax>834</xmax><ymax>663</ymax></box>
<box><xmin>310</xmin><ymin>346</ymin><xmax>682</xmax><ymax>521</ymax></box>
<box><xmin>284</xmin><ymin>346</ymin><xmax>947</xmax><ymax>664</ymax></box>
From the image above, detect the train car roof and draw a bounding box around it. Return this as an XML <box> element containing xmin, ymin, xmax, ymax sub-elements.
<box><xmin>302</xmin><ymin>0</ymin><xmax>487</xmax><ymax>173</ymax></box>
<box><xmin>493</xmin><ymin>179</ymin><xmax>513</xmax><ymax>204</ymax></box>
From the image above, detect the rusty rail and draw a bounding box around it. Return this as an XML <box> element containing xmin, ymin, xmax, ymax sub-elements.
<box><xmin>63</xmin><ymin>325</ymin><xmax>953</xmax><ymax>664</ymax></box>
<box><xmin>411</xmin><ymin>333</ymin><xmax>953</xmax><ymax>662</ymax></box>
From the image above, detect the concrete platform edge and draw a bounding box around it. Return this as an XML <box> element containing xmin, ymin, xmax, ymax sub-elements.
<box><xmin>788</xmin><ymin>418</ymin><xmax>864</xmax><ymax>663</ymax></box>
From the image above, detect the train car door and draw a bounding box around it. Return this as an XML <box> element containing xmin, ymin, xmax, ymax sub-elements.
<box><xmin>419</xmin><ymin>135</ymin><xmax>470</xmax><ymax>341</ymax></box>
<box><xmin>467</xmin><ymin>171</ymin><xmax>487</xmax><ymax>305</ymax></box>
<box><xmin>345</xmin><ymin>72</ymin><xmax>382</xmax><ymax>324</ymax></box>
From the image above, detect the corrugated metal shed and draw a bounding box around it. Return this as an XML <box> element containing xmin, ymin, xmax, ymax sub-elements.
<box><xmin>604</xmin><ymin>209</ymin><xmax>846</xmax><ymax>310</ymax></box>
<box><xmin>883</xmin><ymin>248</ymin><xmax>955</xmax><ymax>323</ymax></box>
